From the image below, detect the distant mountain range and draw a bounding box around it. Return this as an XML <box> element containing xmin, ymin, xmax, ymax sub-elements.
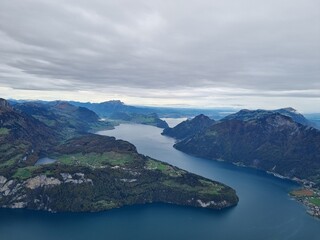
<box><xmin>69</xmin><ymin>100</ymin><xmax>144</xmax><ymax>117</ymax></box>
<box><xmin>10</xmin><ymin>100</ymin><xmax>169</xmax><ymax>129</ymax></box>
<box><xmin>9</xmin><ymin>99</ymin><xmax>320</xmax><ymax>127</ymax></box>
<box><xmin>14</xmin><ymin>101</ymin><xmax>105</xmax><ymax>134</ymax></box>
<box><xmin>66</xmin><ymin>100</ymin><xmax>238</xmax><ymax>119</ymax></box>
<box><xmin>163</xmin><ymin>108</ymin><xmax>320</xmax><ymax>187</ymax></box>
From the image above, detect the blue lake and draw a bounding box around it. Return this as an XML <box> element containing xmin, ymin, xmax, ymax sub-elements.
<box><xmin>1</xmin><ymin>121</ymin><xmax>319</xmax><ymax>240</ymax></box>
<box><xmin>35</xmin><ymin>157</ymin><xmax>56</xmax><ymax>165</ymax></box>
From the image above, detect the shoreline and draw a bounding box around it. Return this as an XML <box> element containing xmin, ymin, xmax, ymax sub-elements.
<box><xmin>102</xmin><ymin>123</ymin><xmax>320</xmax><ymax>219</ymax></box>
<box><xmin>216</xmin><ymin>160</ymin><xmax>320</xmax><ymax>218</ymax></box>
<box><xmin>289</xmin><ymin>188</ymin><xmax>320</xmax><ymax>219</ymax></box>
<box><xmin>265</xmin><ymin>171</ymin><xmax>320</xmax><ymax>218</ymax></box>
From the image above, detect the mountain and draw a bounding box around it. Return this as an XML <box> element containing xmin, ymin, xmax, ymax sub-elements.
<box><xmin>0</xmin><ymin>99</ymin><xmax>112</xmax><ymax>167</ymax></box>
<box><xmin>12</xmin><ymin>99</ymin><xmax>238</xmax><ymax>120</ymax></box>
<box><xmin>222</xmin><ymin>107</ymin><xmax>312</xmax><ymax>127</ymax></box>
<box><xmin>0</xmin><ymin>98</ymin><xmax>10</xmax><ymax>109</ymax></box>
<box><xmin>69</xmin><ymin>100</ymin><xmax>237</xmax><ymax>119</ymax></box>
<box><xmin>173</xmin><ymin>110</ymin><xmax>320</xmax><ymax>186</ymax></box>
<box><xmin>0</xmin><ymin>99</ymin><xmax>58</xmax><ymax>165</ymax></box>
<box><xmin>162</xmin><ymin>114</ymin><xmax>215</xmax><ymax>139</ymax></box>
<box><xmin>0</xmin><ymin>135</ymin><xmax>238</xmax><ymax>213</ymax></box>
<box><xmin>0</xmin><ymin>98</ymin><xmax>238</xmax><ymax>212</ymax></box>
<box><xmin>59</xmin><ymin>100</ymin><xmax>169</xmax><ymax>128</ymax></box>
<box><xmin>49</xmin><ymin>101</ymin><xmax>102</xmax><ymax>131</ymax></box>
<box><xmin>275</xmin><ymin>108</ymin><xmax>311</xmax><ymax>126</ymax></box>
<box><xmin>51</xmin><ymin>101</ymin><xmax>99</xmax><ymax>122</ymax></box>
<box><xmin>69</xmin><ymin>100</ymin><xmax>147</xmax><ymax>117</ymax></box>
<box><xmin>14</xmin><ymin>101</ymin><xmax>113</xmax><ymax>135</ymax></box>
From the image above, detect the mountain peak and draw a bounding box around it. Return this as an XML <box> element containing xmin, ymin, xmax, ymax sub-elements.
<box><xmin>222</xmin><ymin>109</ymin><xmax>273</xmax><ymax>122</ymax></box>
<box><xmin>191</xmin><ymin>114</ymin><xmax>213</xmax><ymax>122</ymax></box>
<box><xmin>162</xmin><ymin>114</ymin><xmax>214</xmax><ymax>139</ymax></box>
<box><xmin>194</xmin><ymin>113</ymin><xmax>208</xmax><ymax>118</ymax></box>
<box><xmin>100</xmin><ymin>100</ymin><xmax>124</xmax><ymax>105</ymax></box>
<box><xmin>222</xmin><ymin>108</ymin><xmax>311</xmax><ymax>127</ymax></box>
<box><xmin>274</xmin><ymin>107</ymin><xmax>311</xmax><ymax>127</ymax></box>
<box><xmin>278</xmin><ymin>107</ymin><xmax>297</xmax><ymax>113</ymax></box>
<box><xmin>53</xmin><ymin>101</ymin><xmax>73</xmax><ymax>107</ymax></box>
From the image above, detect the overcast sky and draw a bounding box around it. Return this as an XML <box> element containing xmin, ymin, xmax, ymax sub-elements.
<box><xmin>0</xmin><ymin>0</ymin><xmax>319</xmax><ymax>112</ymax></box>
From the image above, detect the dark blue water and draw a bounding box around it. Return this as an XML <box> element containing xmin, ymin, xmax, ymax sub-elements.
<box><xmin>1</xmin><ymin>122</ymin><xmax>319</xmax><ymax>240</ymax></box>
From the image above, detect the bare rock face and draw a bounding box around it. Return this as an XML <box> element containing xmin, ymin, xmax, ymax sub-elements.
<box><xmin>0</xmin><ymin>176</ymin><xmax>7</xmax><ymax>187</ymax></box>
<box><xmin>25</xmin><ymin>175</ymin><xmax>61</xmax><ymax>189</ymax></box>
<box><xmin>0</xmin><ymin>180</ymin><xmax>15</xmax><ymax>196</ymax></box>
<box><xmin>0</xmin><ymin>98</ymin><xmax>10</xmax><ymax>110</ymax></box>
<box><xmin>0</xmin><ymin>178</ymin><xmax>22</xmax><ymax>199</ymax></box>
<box><xmin>197</xmin><ymin>199</ymin><xmax>227</xmax><ymax>209</ymax></box>
<box><xmin>60</xmin><ymin>172</ymin><xmax>93</xmax><ymax>184</ymax></box>
<box><xmin>10</xmin><ymin>202</ymin><xmax>27</xmax><ymax>209</ymax></box>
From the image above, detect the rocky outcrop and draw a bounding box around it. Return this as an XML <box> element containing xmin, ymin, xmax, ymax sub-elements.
<box><xmin>0</xmin><ymin>172</ymin><xmax>94</xmax><ymax>211</ymax></box>
<box><xmin>0</xmin><ymin>176</ymin><xmax>7</xmax><ymax>186</ymax></box>
<box><xmin>0</xmin><ymin>98</ymin><xmax>11</xmax><ymax>110</ymax></box>
<box><xmin>25</xmin><ymin>175</ymin><xmax>61</xmax><ymax>190</ymax></box>
<box><xmin>23</xmin><ymin>173</ymin><xmax>93</xmax><ymax>190</ymax></box>
<box><xmin>0</xmin><ymin>178</ymin><xmax>22</xmax><ymax>198</ymax></box>
<box><xmin>60</xmin><ymin>173</ymin><xmax>93</xmax><ymax>185</ymax></box>
<box><xmin>197</xmin><ymin>199</ymin><xmax>228</xmax><ymax>209</ymax></box>
<box><xmin>0</xmin><ymin>179</ymin><xmax>14</xmax><ymax>196</ymax></box>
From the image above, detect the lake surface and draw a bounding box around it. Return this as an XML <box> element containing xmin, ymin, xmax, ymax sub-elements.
<box><xmin>1</xmin><ymin>121</ymin><xmax>319</xmax><ymax>240</ymax></box>
<box><xmin>161</xmin><ymin>117</ymin><xmax>187</xmax><ymax>127</ymax></box>
<box><xmin>35</xmin><ymin>157</ymin><xmax>56</xmax><ymax>165</ymax></box>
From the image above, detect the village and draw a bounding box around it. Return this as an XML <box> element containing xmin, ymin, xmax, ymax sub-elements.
<box><xmin>290</xmin><ymin>186</ymin><xmax>320</xmax><ymax>218</ymax></box>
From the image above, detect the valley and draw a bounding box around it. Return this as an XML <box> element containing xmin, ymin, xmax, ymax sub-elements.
<box><xmin>0</xmin><ymin>98</ymin><xmax>238</xmax><ymax>212</ymax></box>
<box><xmin>1</xmin><ymin>98</ymin><xmax>320</xmax><ymax>239</ymax></box>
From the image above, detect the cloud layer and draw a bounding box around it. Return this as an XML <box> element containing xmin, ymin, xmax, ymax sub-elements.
<box><xmin>0</xmin><ymin>0</ymin><xmax>319</xmax><ymax>111</ymax></box>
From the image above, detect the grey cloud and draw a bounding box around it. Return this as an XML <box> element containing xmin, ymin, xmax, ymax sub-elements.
<box><xmin>0</xmin><ymin>0</ymin><xmax>319</xmax><ymax>104</ymax></box>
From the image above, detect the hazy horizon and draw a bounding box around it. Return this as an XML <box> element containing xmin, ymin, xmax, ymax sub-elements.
<box><xmin>5</xmin><ymin>97</ymin><xmax>320</xmax><ymax>114</ymax></box>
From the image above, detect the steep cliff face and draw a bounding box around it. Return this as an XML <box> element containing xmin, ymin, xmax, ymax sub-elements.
<box><xmin>0</xmin><ymin>98</ymin><xmax>11</xmax><ymax>109</ymax></box>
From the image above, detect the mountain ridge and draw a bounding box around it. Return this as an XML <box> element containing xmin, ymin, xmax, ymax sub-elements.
<box><xmin>222</xmin><ymin>107</ymin><xmax>313</xmax><ymax>127</ymax></box>
<box><xmin>166</xmin><ymin>109</ymin><xmax>320</xmax><ymax>186</ymax></box>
